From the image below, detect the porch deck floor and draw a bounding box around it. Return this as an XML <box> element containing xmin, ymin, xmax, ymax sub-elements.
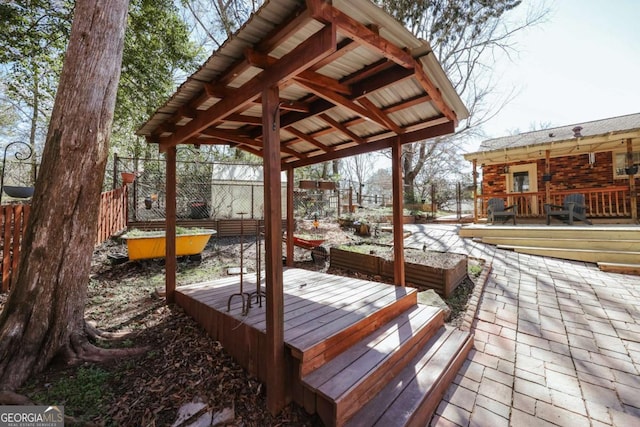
<box><xmin>176</xmin><ymin>268</ymin><xmax>415</xmax><ymax>358</ymax></box>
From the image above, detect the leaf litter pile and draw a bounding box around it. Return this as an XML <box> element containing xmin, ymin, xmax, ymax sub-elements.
<box><xmin>1</xmin><ymin>220</ymin><xmax>482</xmax><ymax>425</ymax></box>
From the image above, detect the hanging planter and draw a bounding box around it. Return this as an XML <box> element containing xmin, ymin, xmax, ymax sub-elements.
<box><xmin>317</xmin><ymin>181</ymin><xmax>336</xmax><ymax>190</ymax></box>
<box><xmin>3</xmin><ymin>185</ymin><xmax>35</xmax><ymax>199</ymax></box>
<box><xmin>121</xmin><ymin>172</ymin><xmax>136</xmax><ymax>185</ymax></box>
<box><xmin>299</xmin><ymin>180</ymin><xmax>317</xmax><ymax>189</ymax></box>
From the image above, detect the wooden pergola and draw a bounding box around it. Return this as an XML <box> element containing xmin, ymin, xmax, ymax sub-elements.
<box><xmin>138</xmin><ymin>0</ymin><xmax>467</xmax><ymax>413</ymax></box>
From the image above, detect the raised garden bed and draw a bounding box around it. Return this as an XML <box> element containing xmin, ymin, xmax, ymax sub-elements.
<box><xmin>330</xmin><ymin>245</ymin><xmax>467</xmax><ymax>298</ymax></box>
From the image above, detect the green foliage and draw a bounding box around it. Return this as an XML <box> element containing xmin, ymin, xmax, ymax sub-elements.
<box><xmin>468</xmin><ymin>264</ymin><xmax>482</xmax><ymax>278</ymax></box>
<box><xmin>0</xmin><ymin>0</ymin><xmax>200</xmax><ymax>161</ymax></box>
<box><xmin>113</xmin><ymin>0</ymin><xmax>202</xmax><ymax>156</ymax></box>
<box><xmin>124</xmin><ymin>227</ymin><xmax>208</xmax><ymax>237</ymax></box>
<box><xmin>26</xmin><ymin>366</ymin><xmax>112</xmax><ymax>422</ymax></box>
<box><xmin>0</xmin><ymin>1</ymin><xmax>71</xmax><ymax>149</ymax></box>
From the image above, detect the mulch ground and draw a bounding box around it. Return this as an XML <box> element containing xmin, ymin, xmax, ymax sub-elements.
<box><xmin>1</xmin><ymin>220</ymin><xmax>481</xmax><ymax>426</ymax></box>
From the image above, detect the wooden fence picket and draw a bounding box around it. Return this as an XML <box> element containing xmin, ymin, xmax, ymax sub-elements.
<box><xmin>0</xmin><ymin>186</ymin><xmax>127</xmax><ymax>292</ymax></box>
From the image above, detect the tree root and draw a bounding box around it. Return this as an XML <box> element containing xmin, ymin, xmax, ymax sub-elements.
<box><xmin>85</xmin><ymin>320</ymin><xmax>131</xmax><ymax>341</ymax></box>
<box><xmin>65</xmin><ymin>332</ymin><xmax>149</xmax><ymax>365</ymax></box>
<box><xmin>0</xmin><ymin>390</ymin><xmax>33</xmax><ymax>405</ymax></box>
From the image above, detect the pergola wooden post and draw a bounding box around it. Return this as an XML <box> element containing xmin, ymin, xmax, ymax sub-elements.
<box><xmin>262</xmin><ymin>85</ymin><xmax>286</xmax><ymax>413</ymax></box>
<box><xmin>392</xmin><ymin>137</ymin><xmax>405</xmax><ymax>286</ymax></box>
<box><xmin>286</xmin><ymin>168</ymin><xmax>295</xmax><ymax>266</ymax></box>
<box><xmin>165</xmin><ymin>146</ymin><xmax>177</xmax><ymax>304</ymax></box>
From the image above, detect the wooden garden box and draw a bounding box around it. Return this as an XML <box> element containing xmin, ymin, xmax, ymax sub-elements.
<box><xmin>330</xmin><ymin>247</ymin><xmax>467</xmax><ymax>298</ymax></box>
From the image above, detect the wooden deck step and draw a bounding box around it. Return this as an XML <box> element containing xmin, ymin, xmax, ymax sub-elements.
<box><xmin>345</xmin><ymin>326</ymin><xmax>473</xmax><ymax>427</ymax></box>
<box><xmin>460</xmin><ymin>224</ymin><xmax>640</xmax><ymax>240</ymax></box>
<box><xmin>498</xmin><ymin>245</ymin><xmax>640</xmax><ymax>264</ymax></box>
<box><xmin>302</xmin><ymin>305</ymin><xmax>445</xmax><ymax>427</ymax></box>
<box><xmin>482</xmin><ymin>237</ymin><xmax>640</xmax><ymax>252</ymax></box>
<box><xmin>294</xmin><ymin>286</ymin><xmax>419</xmax><ymax>377</ymax></box>
<box><xmin>597</xmin><ymin>262</ymin><xmax>640</xmax><ymax>275</ymax></box>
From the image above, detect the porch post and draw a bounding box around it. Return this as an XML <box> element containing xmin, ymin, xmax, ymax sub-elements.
<box><xmin>472</xmin><ymin>159</ymin><xmax>478</xmax><ymax>223</ymax></box>
<box><xmin>392</xmin><ymin>137</ymin><xmax>405</xmax><ymax>286</ymax></box>
<box><xmin>627</xmin><ymin>139</ymin><xmax>638</xmax><ymax>221</ymax></box>
<box><xmin>545</xmin><ymin>149</ymin><xmax>551</xmax><ymax>206</ymax></box>
<box><xmin>286</xmin><ymin>168</ymin><xmax>295</xmax><ymax>266</ymax></box>
<box><xmin>165</xmin><ymin>146</ymin><xmax>177</xmax><ymax>303</ymax></box>
<box><xmin>262</xmin><ymin>84</ymin><xmax>286</xmax><ymax>413</ymax></box>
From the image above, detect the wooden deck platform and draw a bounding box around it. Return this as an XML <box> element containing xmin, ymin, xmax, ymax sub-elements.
<box><xmin>176</xmin><ymin>268</ymin><xmax>472</xmax><ymax>426</ymax></box>
<box><xmin>460</xmin><ymin>224</ymin><xmax>640</xmax><ymax>269</ymax></box>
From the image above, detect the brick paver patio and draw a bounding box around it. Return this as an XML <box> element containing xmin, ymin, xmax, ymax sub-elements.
<box><xmin>404</xmin><ymin>224</ymin><xmax>640</xmax><ymax>426</ymax></box>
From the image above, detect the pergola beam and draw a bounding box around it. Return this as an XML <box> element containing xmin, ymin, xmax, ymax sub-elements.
<box><xmin>159</xmin><ymin>24</ymin><xmax>337</xmax><ymax>151</ymax></box>
<box><xmin>319</xmin><ymin>113</ymin><xmax>365</xmax><ymax>144</ymax></box>
<box><xmin>357</xmin><ymin>96</ymin><xmax>403</xmax><ymax>134</ymax></box>
<box><xmin>278</xmin><ymin>62</ymin><xmax>416</xmax><ymax>130</ymax></box>
<box><xmin>222</xmin><ymin>5</ymin><xmax>312</xmax><ymax>86</ymax></box>
<box><xmin>246</xmin><ymin>48</ymin><xmax>351</xmax><ymax>95</ymax></box>
<box><xmin>414</xmin><ymin>61</ymin><xmax>458</xmax><ymax>124</ymax></box>
<box><xmin>307</xmin><ymin>0</ymin><xmax>414</xmax><ymax>69</ymax></box>
<box><xmin>284</xmin><ymin>120</ymin><xmax>454</xmax><ymax>168</ymax></box>
<box><xmin>285</xmin><ymin>126</ymin><xmax>334</xmax><ymax>152</ymax></box>
<box><xmin>295</xmin><ymin>79</ymin><xmax>397</xmax><ymax>133</ymax></box>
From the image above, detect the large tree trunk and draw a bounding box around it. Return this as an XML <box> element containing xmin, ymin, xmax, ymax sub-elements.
<box><xmin>0</xmin><ymin>0</ymin><xmax>130</xmax><ymax>392</ymax></box>
<box><xmin>402</xmin><ymin>141</ymin><xmax>438</xmax><ymax>203</ymax></box>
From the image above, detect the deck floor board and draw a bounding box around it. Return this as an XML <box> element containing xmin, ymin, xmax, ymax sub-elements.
<box><xmin>176</xmin><ymin>268</ymin><xmax>415</xmax><ymax>356</ymax></box>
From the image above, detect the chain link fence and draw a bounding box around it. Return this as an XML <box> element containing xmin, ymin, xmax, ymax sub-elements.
<box><xmin>114</xmin><ymin>156</ymin><xmax>473</xmax><ymax>223</ymax></box>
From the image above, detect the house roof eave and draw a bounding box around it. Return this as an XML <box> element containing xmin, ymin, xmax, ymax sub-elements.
<box><xmin>465</xmin><ymin>129</ymin><xmax>640</xmax><ymax>165</ymax></box>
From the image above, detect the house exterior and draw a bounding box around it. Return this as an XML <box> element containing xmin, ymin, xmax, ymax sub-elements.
<box><xmin>464</xmin><ymin>113</ymin><xmax>640</xmax><ymax>223</ymax></box>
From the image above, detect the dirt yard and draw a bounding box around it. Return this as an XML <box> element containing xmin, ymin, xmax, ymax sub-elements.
<box><xmin>0</xmin><ymin>220</ymin><xmax>482</xmax><ymax>425</ymax></box>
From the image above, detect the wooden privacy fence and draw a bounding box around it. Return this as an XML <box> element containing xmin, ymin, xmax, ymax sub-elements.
<box><xmin>97</xmin><ymin>186</ymin><xmax>128</xmax><ymax>245</ymax></box>
<box><xmin>1</xmin><ymin>186</ymin><xmax>128</xmax><ymax>292</ymax></box>
<box><xmin>0</xmin><ymin>204</ymin><xmax>30</xmax><ymax>292</ymax></box>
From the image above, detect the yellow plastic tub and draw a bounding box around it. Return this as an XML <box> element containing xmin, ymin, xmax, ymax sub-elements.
<box><xmin>123</xmin><ymin>229</ymin><xmax>216</xmax><ymax>260</ymax></box>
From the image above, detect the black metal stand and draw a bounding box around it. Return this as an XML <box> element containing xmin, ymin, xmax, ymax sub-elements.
<box><xmin>249</xmin><ymin>223</ymin><xmax>266</xmax><ymax>307</ymax></box>
<box><xmin>1</xmin><ymin>141</ymin><xmax>34</xmax><ymax>206</ymax></box>
<box><xmin>227</xmin><ymin>212</ymin><xmax>252</xmax><ymax>315</ymax></box>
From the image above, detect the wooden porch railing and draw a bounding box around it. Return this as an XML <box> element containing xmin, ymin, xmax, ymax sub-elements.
<box><xmin>1</xmin><ymin>186</ymin><xmax>128</xmax><ymax>292</ymax></box>
<box><xmin>476</xmin><ymin>186</ymin><xmax>631</xmax><ymax>219</ymax></box>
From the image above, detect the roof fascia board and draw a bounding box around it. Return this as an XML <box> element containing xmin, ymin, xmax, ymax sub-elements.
<box><xmin>465</xmin><ymin>131</ymin><xmax>640</xmax><ymax>163</ymax></box>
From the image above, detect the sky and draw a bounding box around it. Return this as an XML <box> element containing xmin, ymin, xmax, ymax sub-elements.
<box><xmin>476</xmin><ymin>0</ymin><xmax>640</xmax><ymax>148</ymax></box>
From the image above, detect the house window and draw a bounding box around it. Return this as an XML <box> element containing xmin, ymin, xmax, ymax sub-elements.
<box><xmin>512</xmin><ymin>171</ymin><xmax>530</xmax><ymax>192</ymax></box>
<box><xmin>614</xmin><ymin>151</ymin><xmax>640</xmax><ymax>178</ymax></box>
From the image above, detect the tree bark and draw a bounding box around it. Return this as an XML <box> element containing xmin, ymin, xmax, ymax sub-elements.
<box><xmin>402</xmin><ymin>141</ymin><xmax>438</xmax><ymax>203</ymax></box>
<box><xmin>0</xmin><ymin>0</ymin><xmax>130</xmax><ymax>391</ymax></box>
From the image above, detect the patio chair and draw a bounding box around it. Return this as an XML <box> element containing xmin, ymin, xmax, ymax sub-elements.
<box><xmin>487</xmin><ymin>198</ymin><xmax>517</xmax><ymax>225</ymax></box>
<box><xmin>544</xmin><ymin>193</ymin><xmax>592</xmax><ymax>225</ymax></box>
